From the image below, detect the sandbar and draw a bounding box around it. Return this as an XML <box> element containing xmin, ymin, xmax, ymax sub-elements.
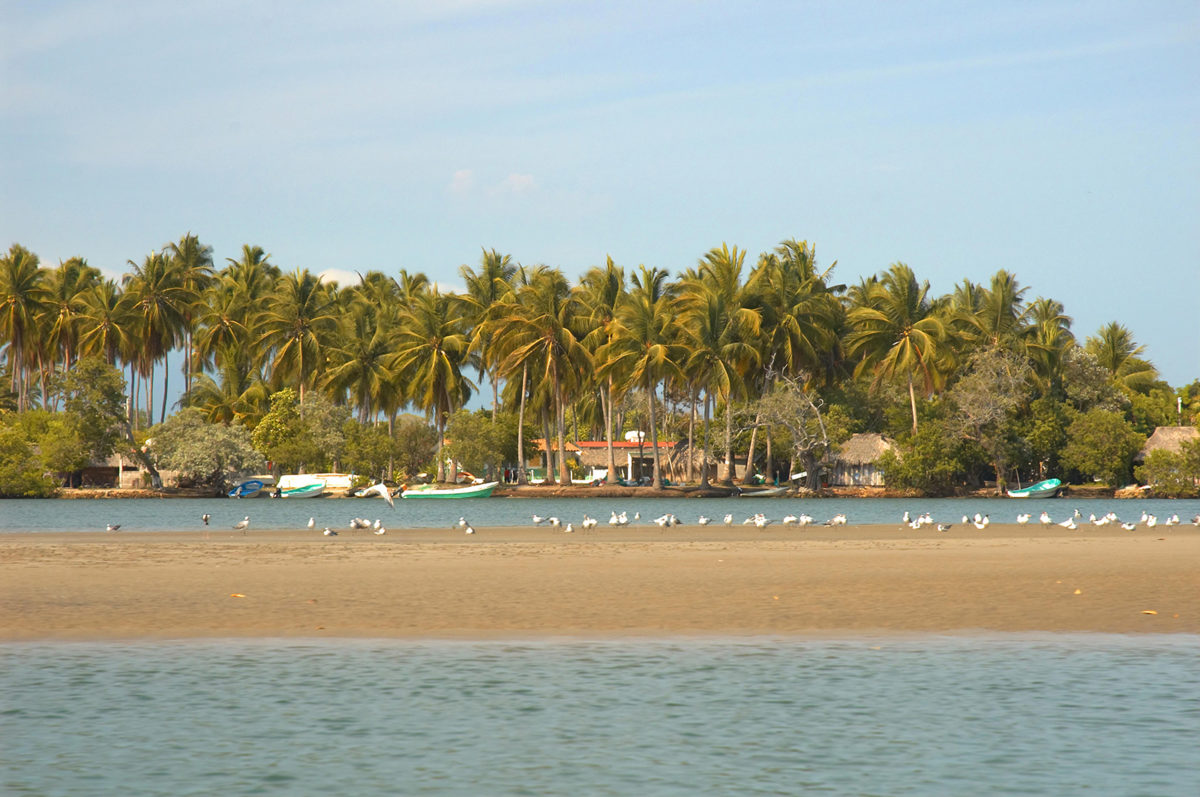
<box><xmin>2</xmin><ymin>524</ymin><xmax>1197</xmax><ymax>640</ymax></box>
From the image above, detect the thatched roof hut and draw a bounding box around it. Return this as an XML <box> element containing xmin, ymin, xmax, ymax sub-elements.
<box><xmin>826</xmin><ymin>433</ymin><xmax>896</xmax><ymax>487</ymax></box>
<box><xmin>1136</xmin><ymin>426</ymin><xmax>1200</xmax><ymax>463</ymax></box>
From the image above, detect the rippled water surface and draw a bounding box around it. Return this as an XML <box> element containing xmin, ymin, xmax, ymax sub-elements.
<box><xmin>3</xmin><ymin>495</ymin><xmax>1199</xmax><ymax>533</ymax></box>
<box><xmin>3</xmin><ymin>636</ymin><xmax>1198</xmax><ymax>795</ymax></box>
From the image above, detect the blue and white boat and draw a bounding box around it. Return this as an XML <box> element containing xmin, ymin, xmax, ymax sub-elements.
<box><xmin>227</xmin><ymin>479</ymin><xmax>265</xmax><ymax>499</ymax></box>
<box><xmin>1007</xmin><ymin>478</ymin><xmax>1063</xmax><ymax>498</ymax></box>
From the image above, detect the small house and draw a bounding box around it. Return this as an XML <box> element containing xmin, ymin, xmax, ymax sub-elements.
<box><xmin>1135</xmin><ymin>426</ymin><xmax>1200</xmax><ymax>463</ymax></box>
<box><xmin>825</xmin><ymin>432</ymin><xmax>896</xmax><ymax>487</ymax></box>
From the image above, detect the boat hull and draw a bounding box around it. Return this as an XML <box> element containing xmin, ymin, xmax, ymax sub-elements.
<box><xmin>278</xmin><ymin>483</ymin><xmax>326</xmax><ymax>498</ymax></box>
<box><xmin>227</xmin><ymin>479</ymin><xmax>265</xmax><ymax>499</ymax></box>
<box><xmin>401</xmin><ymin>481</ymin><xmax>499</xmax><ymax>499</ymax></box>
<box><xmin>1007</xmin><ymin>478</ymin><xmax>1063</xmax><ymax>498</ymax></box>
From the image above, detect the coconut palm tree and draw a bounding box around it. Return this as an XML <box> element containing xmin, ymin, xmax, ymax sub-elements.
<box><xmin>1085</xmin><ymin>321</ymin><xmax>1158</xmax><ymax>394</ymax></box>
<box><xmin>0</xmin><ymin>244</ymin><xmax>49</xmax><ymax>409</ymax></box>
<box><xmin>460</xmin><ymin>249</ymin><xmax>517</xmax><ymax>419</ymax></box>
<box><xmin>846</xmin><ymin>262</ymin><xmax>948</xmax><ymax>435</ymax></box>
<box><xmin>949</xmin><ymin>270</ymin><xmax>1031</xmax><ymax>357</ymax></box>
<box><xmin>572</xmin><ymin>256</ymin><xmax>627</xmax><ymax>484</ymax></box>
<box><xmin>323</xmin><ymin>303</ymin><xmax>400</xmax><ymax>423</ymax></box>
<box><xmin>391</xmin><ymin>288</ymin><xmax>474</xmax><ymax>482</ymax></box>
<box><xmin>256</xmin><ymin>269</ymin><xmax>339</xmax><ymax>403</ymax></box>
<box><xmin>41</xmin><ymin>257</ymin><xmax>101</xmax><ymax>380</ymax></box>
<box><xmin>75</xmin><ymin>278</ymin><xmax>131</xmax><ymax>368</ymax></box>
<box><xmin>123</xmin><ymin>250</ymin><xmax>195</xmax><ymax>424</ymax></box>
<box><xmin>600</xmin><ymin>266</ymin><xmax>684</xmax><ymax>489</ymax></box>
<box><xmin>1026</xmin><ymin>297</ymin><xmax>1075</xmax><ymax>396</ymax></box>
<box><xmin>167</xmin><ymin>233</ymin><xmax>215</xmax><ymax>394</ymax></box>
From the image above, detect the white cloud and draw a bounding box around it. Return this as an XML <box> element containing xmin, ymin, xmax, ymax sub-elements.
<box><xmin>318</xmin><ymin>268</ymin><xmax>362</xmax><ymax>287</ymax></box>
<box><xmin>448</xmin><ymin>168</ymin><xmax>475</xmax><ymax>195</ymax></box>
<box><xmin>494</xmin><ymin>173</ymin><xmax>535</xmax><ymax>195</ymax></box>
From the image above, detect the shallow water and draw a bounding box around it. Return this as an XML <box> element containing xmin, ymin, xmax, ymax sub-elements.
<box><xmin>3</xmin><ymin>495</ymin><xmax>1199</xmax><ymax>533</ymax></box>
<box><xmin>2</xmin><ymin>636</ymin><xmax>1197</xmax><ymax>795</ymax></box>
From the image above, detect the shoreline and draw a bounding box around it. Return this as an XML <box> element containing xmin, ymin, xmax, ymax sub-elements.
<box><xmin>3</xmin><ymin>525</ymin><xmax>1197</xmax><ymax>641</ymax></box>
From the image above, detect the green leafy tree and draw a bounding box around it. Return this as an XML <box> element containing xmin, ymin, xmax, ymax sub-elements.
<box><xmin>16</xmin><ymin>410</ymin><xmax>90</xmax><ymax>475</ymax></box>
<box><xmin>443</xmin><ymin>408</ymin><xmax>510</xmax><ymax>479</ymax></box>
<box><xmin>1134</xmin><ymin>445</ymin><xmax>1200</xmax><ymax>498</ymax></box>
<box><xmin>151</xmin><ymin>408</ymin><xmax>265</xmax><ymax>488</ymax></box>
<box><xmin>877</xmin><ymin>420</ymin><xmax>979</xmax><ymax>494</ymax></box>
<box><xmin>1060</xmin><ymin>408</ymin><xmax>1145</xmax><ymax>486</ymax></box>
<box><xmin>0</xmin><ymin>423</ymin><xmax>58</xmax><ymax>497</ymax></box>
<box><xmin>946</xmin><ymin>348</ymin><xmax>1033</xmax><ymax>492</ymax></box>
<box><xmin>392</xmin><ymin>414</ymin><xmax>438</xmax><ymax>478</ymax></box>
<box><xmin>342</xmin><ymin>420</ymin><xmax>395</xmax><ymax>481</ymax></box>
<box><xmin>58</xmin><ymin>357</ymin><xmax>129</xmax><ymax>464</ymax></box>
<box><xmin>251</xmin><ymin>388</ymin><xmax>347</xmax><ymax>474</ymax></box>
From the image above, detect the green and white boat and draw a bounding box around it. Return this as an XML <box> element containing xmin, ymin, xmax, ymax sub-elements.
<box><xmin>278</xmin><ymin>482</ymin><xmax>326</xmax><ymax>498</ymax></box>
<box><xmin>400</xmin><ymin>481</ymin><xmax>499</xmax><ymax>499</ymax></box>
<box><xmin>1007</xmin><ymin>478</ymin><xmax>1062</xmax><ymax>498</ymax></box>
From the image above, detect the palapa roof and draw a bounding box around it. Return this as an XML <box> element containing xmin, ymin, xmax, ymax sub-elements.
<box><xmin>1137</xmin><ymin>426</ymin><xmax>1200</xmax><ymax>461</ymax></box>
<box><xmin>829</xmin><ymin>432</ymin><xmax>895</xmax><ymax>465</ymax></box>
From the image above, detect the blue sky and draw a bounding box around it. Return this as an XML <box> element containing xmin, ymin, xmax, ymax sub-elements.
<box><xmin>3</xmin><ymin>1</ymin><xmax>1198</xmax><ymax>388</ymax></box>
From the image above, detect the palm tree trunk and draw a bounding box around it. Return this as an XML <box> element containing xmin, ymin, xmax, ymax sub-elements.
<box><xmin>742</xmin><ymin>411</ymin><xmax>761</xmax><ymax>485</ymax></box>
<box><xmin>160</xmin><ymin>360</ymin><xmax>169</xmax><ymax>424</ymax></box>
<box><xmin>700</xmin><ymin>391</ymin><xmax>712</xmax><ymax>488</ymax></box>
<box><xmin>648</xmin><ymin>378</ymin><xmax>662</xmax><ymax>488</ymax></box>
<box><xmin>908</xmin><ymin>374</ymin><xmax>919</xmax><ymax>435</ymax></box>
<box><xmin>723</xmin><ymin>396</ymin><xmax>735</xmax><ymax>483</ymax></box>
<box><xmin>554</xmin><ymin>366</ymin><xmax>570</xmax><ymax>486</ymax></box>
<box><xmin>516</xmin><ymin>364</ymin><xmax>528</xmax><ymax>484</ymax></box>
<box><xmin>603</xmin><ymin>376</ymin><xmax>617</xmax><ymax>484</ymax></box>
<box><xmin>764</xmin><ymin>426</ymin><xmax>773</xmax><ymax>485</ymax></box>
<box><xmin>686</xmin><ymin>387</ymin><xmax>696</xmax><ymax>484</ymax></box>
<box><xmin>541</xmin><ymin>410</ymin><xmax>554</xmax><ymax>484</ymax></box>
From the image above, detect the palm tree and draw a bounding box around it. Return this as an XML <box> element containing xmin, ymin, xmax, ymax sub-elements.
<box><xmin>490</xmin><ymin>267</ymin><xmax>588</xmax><ymax>485</ymax></box>
<box><xmin>1085</xmin><ymin>322</ymin><xmax>1158</xmax><ymax>394</ymax></box>
<box><xmin>600</xmin><ymin>266</ymin><xmax>684</xmax><ymax>489</ymax></box>
<box><xmin>846</xmin><ymin>263</ymin><xmax>948</xmax><ymax>435</ymax></box>
<box><xmin>322</xmin><ymin>302</ymin><xmax>399</xmax><ymax>423</ymax></box>
<box><xmin>1026</xmin><ymin>297</ymin><xmax>1074</xmax><ymax>396</ymax></box>
<box><xmin>256</xmin><ymin>269</ymin><xmax>338</xmax><ymax>403</ymax></box>
<box><xmin>183</xmin><ymin>357</ymin><xmax>270</xmax><ymax>427</ymax></box>
<box><xmin>41</xmin><ymin>257</ymin><xmax>101</xmax><ymax>380</ymax></box>
<box><xmin>391</xmin><ymin>288</ymin><xmax>474</xmax><ymax>482</ymax></box>
<box><xmin>123</xmin><ymin>250</ymin><xmax>195</xmax><ymax>424</ymax></box>
<box><xmin>74</xmin><ymin>278</ymin><xmax>131</xmax><ymax>367</ymax></box>
<box><xmin>0</xmin><ymin>244</ymin><xmax>49</xmax><ymax>409</ymax></box>
<box><xmin>949</xmin><ymin>270</ymin><xmax>1030</xmax><ymax>356</ymax></box>
<box><xmin>572</xmin><ymin>256</ymin><xmax>627</xmax><ymax>484</ymax></box>
<box><xmin>167</xmin><ymin>233</ymin><xmax>215</xmax><ymax>394</ymax></box>
<box><xmin>460</xmin><ymin>249</ymin><xmax>517</xmax><ymax>419</ymax></box>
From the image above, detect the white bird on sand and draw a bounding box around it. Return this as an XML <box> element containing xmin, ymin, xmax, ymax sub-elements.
<box><xmin>323</xmin><ymin>527</ymin><xmax>337</xmax><ymax>536</ymax></box>
<box><xmin>582</xmin><ymin>515</ymin><xmax>599</xmax><ymax>530</ymax></box>
<box><xmin>564</xmin><ymin>522</ymin><xmax>574</xmax><ymax>533</ymax></box>
<box><xmin>753</xmin><ymin>514</ymin><xmax>771</xmax><ymax>528</ymax></box>
<box><xmin>548</xmin><ymin>517</ymin><xmax>561</xmax><ymax>528</ymax></box>
<box><xmin>374</xmin><ymin>525</ymin><xmax>386</xmax><ymax>535</ymax></box>
<box><xmin>1164</xmin><ymin>514</ymin><xmax>1180</xmax><ymax>526</ymax></box>
<box><xmin>307</xmin><ymin>517</ymin><xmax>315</xmax><ymax>529</ymax></box>
<box><xmin>1191</xmin><ymin>515</ymin><xmax>1200</xmax><ymax>526</ymax></box>
<box><xmin>1039</xmin><ymin>511</ymin><xmax>1053</xmax><ymax>526</ymax></box>
<box><xmin>233</xmin><ymin>516</ymin><xmax>250</xmax><ymax>532</ymax></box>
<box><xmin>937</xmin><ymin>523</ymin><xmax>952</xmax><ymax>533</ymax></box>
<box><xmin>533</xmin><ymin>514</ymin><xmax>548</xmax><ymax>526</ymax></box>
<box><xmin>201</xmin><ymin>513</ymin><xmax>210</xmax><ymax>526</ymax></box>
<box><xmin>1121</xmin><ymin>521</ymin><xmax>1138</xmax><ymax>531</ymax></box>
<box><xmin>633</xmin><ymin>512</ymin><xmax>641</xmax><ymax>522</ymax></box>
<box><xmin>464</xmin><ymin>523</ymin><xmax>475</xmax><ymax>535</ymax></box>
<box><xmin>456</xmin><ymin>516</ymin><xmax>468</xmax><ymax>529</ymax></box>
<box><xmin>1058</xmin><ymin>517</ymin><xmax>1078</xmax><ymax>530</ymax></box>
<box><xmin>973</xmin><ymin>514</ymin><xmax>990</xmax><ymax>530</ymax></box>
<box><xmin>105</xmin><ymin>523</ymin><xmax>121</xmax><ymax>532</ymax></box>
<box><xmin>827</xmin><ymin>513</ymin><xmax>847</xmax><ymax>526</ymax></box>
<box><xmin>1145</xmin><ymin>514</ymin><xmax>1158</xmax><ymax>528</ymax></box>
<box><xmin>782</xmin><ymin>514</ymin><xmax>798</xmax><ymax>525</ymax></box>
<box><xmin>697</xmin><ymin>515</ymin><xmax>710</xmax><ymax>526</ymax></box>
<box><xmin>903</xmin><ymin>510</ymin><xmax>911</xmax><ymax>524</ymax></box>
<box><xmin>373</xmin><ymin>519</ymin><xmax>382</xmax><ymax>530</ymax></box>
<box><xmin>723</xmin><ymin>513</ymin><xmax>734</xmax><ymax>526</ymax></box>
<box><xmin>797</xmin><ymin>514</ymin><xmax>813</xmax><ymax>526</ymax></box>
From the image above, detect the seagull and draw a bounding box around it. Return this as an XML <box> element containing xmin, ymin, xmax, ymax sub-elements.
<box><xmin>581</xmin><ymin>514</ymin><xmax>598</xmax><ymax>530</ymax></box>
<box><xmin>1058</xmin><ymin>517</ymin><xmax>1078</xmax><ymax>530</ymax></box>
<box><xmin>973</xmin><ymin>514</ymin><xmax>990</xmax><ymax>530</ymax></box>
<box><xmin>1120</xmin><ymin>521</ymin><xmax>1138</xmax><ymax>531</ymax></box>
<box><xmin>754</xmin><ymin>514</ymin><xmax>771</xmax><ymax>528</ymax></box>
<box><xmin>564</xmin><ymin>522</ymin><xmax>574</xmax><ymax>533</ymax></box>
<box><xmin>782</xmin><ymin>514</ymin><xmax>798</xmax><ymax>525</ymax></box>
<box><xmin>902</xmin><ymin>510</ymin><xmax>911</xmax><ymax>524</ymax></box>
<box><xmin>533</xmin><ymin>514</ymin><xmax>548</xmax><ymax>526</ymax></box>
<box><xmin>323</xmin><ymin>527</ymin><xmax>337</xmax><ymax>536</ymax></box>
<box><xmin>937</xmin><ymin>523</ymin><xmax>952</xmax><ymax>532</ymax></box>
<box><xmin>797</xmin><ymin>514</ymin><xmax>813</xmax><ymax>527</ymax></box>
<box><xmin>548</xmin><ymin>517</ymin><xmax>561</xmax><ymax>529</ymax></box>
<box><xmin>350</xmin><ymin>518</ymin><xmax>371</xmax><ymax>530</ymax></box>
<box><xmin>233</xmin><ymin>516</ymin><xmax>249</xmax><ymax>533</ymax></box>
<box><xmin>456</xmin><ymin>516</ymin><xmax>468</xmax><ymax>529</ymax></box>
<box><xmin>697</xmin><ymin>515</ymin><xmax>710</xmax><ymax>526</ymax></box>
<box><xmin>201</xmin><ymin>513</ymin><xmax>210</xmax><ymax>526</ymax></box>
<box><xmin>1145</xmin><ymin>514</ymin><xmax>1158</xmax><ymax>528</ymax></box>
<box><xmin>464</xmin><ymin>523</ymin><xmax>475</xmax><ymax>535</ymax></box>
<box><xmin>105</xmin><ymin>523</ymin><xmax>121</xmax><ymax>532</ymax></box>
<box><xmin>373</xmin><ymin>525</ymin><xmax>386</xmax><ymax>535</ymax></box>
<box><xmin>1039</xmin><ymin>511</ymin><xmax>1052</xmax><ymax>526</ymax></box>
<box><xmin>1164</xmin><ymin>514</ymin><xmax>1180</xmax><ymax>526</ymax></box>
<box><xmin>608</xmin><ymin>511</ymin><xmax>620</xmax><ymax>526</ymax></box>
<box><xmin>373</xmin><ymin>519</ymin><xmax>382</xmax><ymax>531</ymax></box>
<box><xmin>723</xmin><ymin>513</ymin><xmax>734</xmax><ymax>526</ymax></box>
<box><xmin>827</xmin><ymin>513</ymin><xmax>847</xmax><ymax>526</ymax></box>
<box><xmin>367</xmin><ymin>482</ymin><xmax>395</xmax><ymax>508</ymax></box>
<box><xmin>1192</xmin><ymin>515</ymin><xmax>1200</xmax><ymax>527</ymax></box>
<box><xmin>307</xmin><ymin>517</ymin><xmax>315</xmax><ymax>529</ymax></box>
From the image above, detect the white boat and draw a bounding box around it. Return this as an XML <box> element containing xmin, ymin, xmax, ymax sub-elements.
<box><xmin>278</xmin><ymin>482</ymin><xmax>326</xmax><ymax>499</ymax></box>
<box><xmin>1007</xmin><ymin>478</ymin><xmax>1062</xmax><ymax>498</ymax></box>
<box><xmin>278</xmin><ymin>473</ymin><xmax>355</xmax><ymax>492</ymax></box>
<box><xmin>401</xmin><ymin>481</ymin><xmax>499</xmax><ymax>499</ymax></box>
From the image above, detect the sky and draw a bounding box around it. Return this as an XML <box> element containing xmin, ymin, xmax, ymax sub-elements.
<box><xmin>3</xmin><ymin>0</ymin><xmax>1198</xmax><ymax>390</ymax></box>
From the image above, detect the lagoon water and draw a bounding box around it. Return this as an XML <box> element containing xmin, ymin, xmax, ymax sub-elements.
<box><xmin>3</xmin><ymin>495</ymin><xmax>1200</xmax><ymax>533</ymax></box>
<box><xmin>3</xmin><ymin>636</ymin><xmax>1199</xmax><ymax>795</ymax></box>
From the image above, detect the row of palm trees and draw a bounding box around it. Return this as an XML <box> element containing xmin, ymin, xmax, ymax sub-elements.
<box><xmin>1</xmin><ymin>236</ymin><xmax>1160</xmax><ymax>485</ymax></box>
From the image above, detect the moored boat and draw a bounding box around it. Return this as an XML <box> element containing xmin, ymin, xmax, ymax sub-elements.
<box><xmin>278</xmin><ymin>473</ymin><xmax>355</xmax><ymax>493</ymax></box>
<box><xmin>1007</xmin><ymin>478</ymin><xmax>1062</xmax><ymax>498</ymax></box>
<box><xmin>227</xmin><ymin>479</ymin><xmax>266</xmax><ymax>499</ymax></box>
<box><xmin>400</xmin><ymin>481</ymin><xmax>499</xmax><ymax>499</ymax></box>
<box><xmin>278</xmin><ymin>482</ymin><xmax>326</xmax><ymax>499</ymax></box>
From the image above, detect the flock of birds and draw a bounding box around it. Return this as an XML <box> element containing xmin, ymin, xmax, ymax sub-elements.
<box><xmin>102</xmin><ymin>508</ymin><xmax>1200</xmax><ymax>535</ymax></box>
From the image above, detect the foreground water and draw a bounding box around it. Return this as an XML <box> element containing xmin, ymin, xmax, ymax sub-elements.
<box><xmin>3</xmin><ymin>495</ymin><xmax>1200</xmax><ymax>533</ymax></box>
<box><xmin>2</xmin><ymin>636</ymin><xmax>1197</xmax><ymax>795</ymax></box>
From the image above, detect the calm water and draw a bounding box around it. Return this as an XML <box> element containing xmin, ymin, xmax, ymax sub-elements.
<box><xmin>3</xmin><ymin>495</ymin><xmax>1200</xmax><ymax>533</ymax></box>
<box><xmin>2</xmin><ymin>636</ymin><xmax>1198</xmax><ymax>796</ymax></box>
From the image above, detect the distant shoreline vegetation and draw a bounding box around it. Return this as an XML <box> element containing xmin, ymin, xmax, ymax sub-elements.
<box><xmin>2</xmin><ymin>237</ymin><xmax>1198</xmax><ymax>498</ymax></box>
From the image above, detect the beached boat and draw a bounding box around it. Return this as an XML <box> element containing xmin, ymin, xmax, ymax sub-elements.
<box><xmin>227</xmin><ymin>479</ymin><xmax>266</xmax><ymax>498</ymax></box>
<box><xmin>1007</xmin><ymin>478</ymin><xmax>1062</xmax><ymax>498</ymax></box>
<box><xmin>400</xmin><ymin>481</ymin><xmax>499</xmax><ymax>499</ymax></box>
<box><xmin>738</xmin><ymin>485</ymin><xmax>791</xmax><ymax>497</ymax></box>
<box><xmin>278</xmin><ymin>482</ymin><xmax>326</xmax><ymax>499</ymax></box>
<box><xmin>278</xmin><ymin>473</ymin><xmax>355</xmax><ymax>493</ymax></box>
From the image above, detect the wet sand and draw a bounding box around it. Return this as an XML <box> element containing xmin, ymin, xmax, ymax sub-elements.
<box><xmin>2</xmin><ymin>524</ymin><xmax>1197</xmax><ymax>640</ymax></box>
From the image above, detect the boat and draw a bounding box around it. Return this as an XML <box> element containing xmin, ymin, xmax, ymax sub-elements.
<box><xmin>278</xmin><ymin>473</ymin><xmax>355</xmax><ymax>493</ymax></box>
<box><xmin>400</xmin><ymin>481</ymin><xmax>499</xmax><ymax>499</ymax></box>
<box><xmin>278</xmin><ymin>482</ymin><xmax>326</xmax><ymax>499</ymax></box>
<box><xmin>738</xmin><ymin>485</ymin><xmax>791</xmax><ymax>497</ymax></box>
<box><xmin>227</xmin><ymin>479</ymin><xmax>266</xmax><ymax>499</ymax></box>
<box><xmin>1007</xmin><ymin>478</ymin><xmax>1063</xmax><ymax>498</ymax></box>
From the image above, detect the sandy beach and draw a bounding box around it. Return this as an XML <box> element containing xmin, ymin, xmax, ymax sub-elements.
<box><xmin>2</xmin><ymin>524</ymin><xmax>1197</xmax><ymax>640</ymax></box>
